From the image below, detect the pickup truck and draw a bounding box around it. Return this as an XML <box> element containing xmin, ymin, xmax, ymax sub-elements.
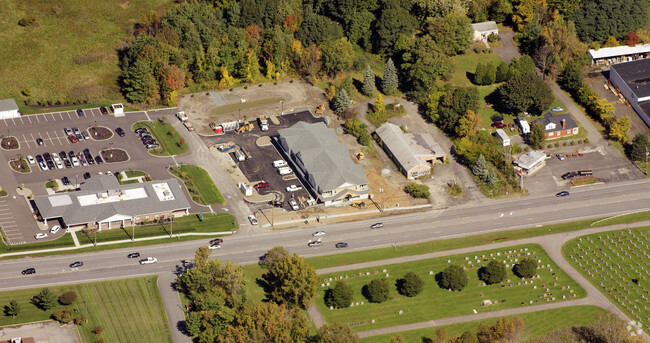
<box><xmin>288</xmin><ymin>199</ymin><xmax>299</xmax><ymax>211</ymax></box>
<box><xmin>139</xmin><ymin>257</ymin><xmax>158</xmax><ymax>265</ymax></box>
<box><xmin>286</xmin><ymin>185</ymin><xmax>303</xmax><ymax>192</ymax></box>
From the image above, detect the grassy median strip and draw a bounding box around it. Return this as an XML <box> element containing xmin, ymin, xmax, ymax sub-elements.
<box><xmin>305</xmin><ymin>211</ymin><xmax>650</xmax><ymax>270</ymax></box>
<box><xmin>360</xmin><ymin>305</ymin><xmax>608</xmax><ymax>342</ymax></box>
<box><xmin>132</xmin><ymin>120</ymin><xmax>188</xmax><ymax>156</ymax></box>
<box><xmin>315</xmin><ymin>243</ymin><xmax>584</xmax><ymax>332</ymax></box>
<box><xmin>0</xmin><ymin>234</ymin><xmax>76</xmax><ymax>254</ymax></box>
<box><xmin>169</xmin><ymin>165</ymin><xmax>226</xmax><ymax>206</ymax></box>
<box><xmin>0</xmin><ymin>276</ymin><xmax>172</xmax><ymax>343</ymax></box>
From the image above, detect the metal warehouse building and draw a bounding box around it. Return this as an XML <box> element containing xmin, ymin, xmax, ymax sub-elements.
<box><xmin>609</xmin><ymin>58</ymin><xmax>650</xmax><ymax>128</ymax></box>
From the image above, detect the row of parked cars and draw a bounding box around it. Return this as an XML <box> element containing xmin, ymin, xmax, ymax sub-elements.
<box><xmin>30</xmin><ymin>148</ymin><xmax>102</xmax><ymax>171</ymax></box>
<box><xmin>135</xmin><ymin>127</ymin><xmax>159</xmax><ymax>149</ymax></box>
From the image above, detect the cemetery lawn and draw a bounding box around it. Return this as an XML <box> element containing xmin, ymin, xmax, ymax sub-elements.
<box><xmin>562</xmin><ymin>227</ymin><xmax>650</xmax><ymax>325</ymax></box>
<box><xmin>361</xmin><ymin>305</ymin><xmax>608</xmax><ymax>342</ymax></box>
<box><xmin>315</xmin><ymin>244</ymin><xmax>585</xmax><ymax>332</ymax></box>
<box><xmin>0</xmin><ymin>276</ymin><xmax>171</xmax><ymax>343</ymax></box>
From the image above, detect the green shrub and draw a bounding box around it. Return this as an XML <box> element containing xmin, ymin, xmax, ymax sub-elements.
<box><xmin>75</xmin><ymin>316</ymin><xmax>86</xmax><ymax>325</ymax></box>
<box><xmin>397</xmin><ymin>272</ymin><xmax>424</xmax><ymax>297</ymax></box>
<box><xmin>52</xmin><ymin>309</ymin><xmax>74</xmax><ymax>323</ymax></box>
<box><xmin>584</xmin><ymin>138</ymin><xmax>589</xmax><ymax>144</ymax></box>
<box><xmin>59</xmin><ymin>291</ymin><xmax>78</xmax><ymax>305</ymax></box>
<box><xmin>18</xmin><ymin>15</ymin><xmax>38</xmax><ymax>27</ymax></box>
<box><xmin>325</xmin><ymin>281</ymin><xmax>353</xmax><ymax>308</ymax></box>
<box><xmin>513</xmin><ymin>258</ymin><xmax>538</xmax><ymax>278</ymax></box>
<box><xmin>363</xmin><ymin>278</ymin><xmax>390</xmax><ymax>303</ymax></box>
<box><xmin>437</xmin><ymin>265</ymin><xmax>468</xmax><ymax>291</ymax></box>
<box><xmin>479</xmin><ymin>260</ymin><xmax>506</xmax><ymax>285</ymax></box>
<box><xmin>487</xmin><ymin>33</ymin><xmax>499</xmax><ymax>43</ymax></box>
<box><xmin>405</xmin><ymin>183</ymin><xmax>430</xmax><ymax>199</ymax></box>
<box><xmin>93</xmin><ymin>326</ymin><xmax>104</xmax><ymax>335</ymax></box>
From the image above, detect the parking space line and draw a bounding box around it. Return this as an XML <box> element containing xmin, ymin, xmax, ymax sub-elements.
<box><xmin>21</xmin><ymin>134</ymin><xmax>30</xmax><ymax>149</ymax></box>
<box><xmin>19</xmin><ymin>117</ymin><xmax>24</xmax><ymax>125</ymax></box>
<box><xmin>46</xmin><ymin>131</ymin><xmax>53</xmax><ymax>144</ymax></box>
<box><xmin>2</xmin><ymin>119</ymin><xmax>7</xmax><ymax>127</ymax></box>
<box><xmin>52</xmin><ymin>113</ymin><xmax>58</xmax><ymax>121</ymax></box>
<box><xmin>67</xmin><ymin>112</ymin><xmax>73</xmax><ymax>120</ymax></box>
<box><xmin>56</xmin><ymin>131</ymin><xmax>66</xmax><ymax>145</ymax></box>
<box><xmin>10</xmin><ymin>118</ymin><xmax>15</xmax><ymax>125</ymax></box>
<box><xmin>27</xmin><ymin>116</ymin><xmax>32</xmax><ymax>124</ymax></box>
<box><xmin>59</xmin><ymin>112</ymin><xmax>64</xmax><ymax>120</ymax></box>
<box><xmin>35</xmin><ymin>115</ymin><xmax>40</xmax><ymax>123</ymax></box>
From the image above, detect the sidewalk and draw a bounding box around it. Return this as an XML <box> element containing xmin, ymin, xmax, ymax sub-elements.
<box><xmin>158</xmin><ymin>273</ymin><xmax>191</xmax><ymax>343</ymax></box>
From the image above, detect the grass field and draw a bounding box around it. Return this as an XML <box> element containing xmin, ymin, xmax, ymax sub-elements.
<box><xmin>315</xmin><ymin>244</ymin><xmax>585</xmax><ymax>332</ymax></box>
<box><xmin>0</xmin><ymin>1</ymin><xmax>172</xmax><ymax>108</ymax></box>
<box><xmin>132</xmin><ymin>121</ymin><xmax>188</xmax><ymax>156</ymax></box>
<box><xmin>563</xmin><ymin>227</ymin><xmax>650</xmax><ymax>325</ymax></box>
<box><xmin>170</xmin><ymin>165</ymin><xmax>226</xmax><ymax>206</ymax></box>
<box><xmin>0</xmin><ymin>277</ymin><xmax>171</xmax><ymax>343</ymax></box>
<box><xmin>361</xmin><ymin>305</ymin><xmax>608</xmax><ymax>342</ymax></box>
<box><xmin>210</xmin><ymin>97</ymin><xmax>283</xmax><ymax>116</ymax></box>
<box><xmin>304</xmin><ymin>211</ymin><xmax>650</xmax><ymax>270</ymax></box>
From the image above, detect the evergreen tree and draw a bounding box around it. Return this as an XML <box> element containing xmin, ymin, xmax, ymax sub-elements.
<box><xmin>362</xmin><ymin>65</ymin><xmax>376</xmax><ymax>97</ymax></box>
<box><xmin>495</xmin><ymin>61</ymin><xmax>511</xmax><ymax>83</ymax></box>
<box><xmin>4</xmin><ymin>300</ymin><xmax>20</xmax><ymax>317</ymax></box>
<box><xmin>484</xmin><ymin>63</ymin><xmax>497</xmax><ymax>85</ymax></box>
<box><xmin>31</xmin><ymin>288</ymin><xmax>57</xmax><ymax>311</ymax></box>
<box><xmin>629</xmin><ymin>134</ymin><xmax>649</xmax><ymax>161</ymax></box>
<box><xmin>472</xmin><ymin>154</ymin><xmax>489</xmax><ymax>180</ymax></box>
<box><xmin>382</xmin><ymin>58</ymin><xmax>398</xmax><ymax>95</ymax></box>
<box><xmin>474</xmin><ymin>63</ymin><xmax>486</xmax><ymax>85</ymax></box>
<box><xmin>485</xmin><ymin>166</ymin><xmax>499</xmax><ymax>187</ymax></box>
<box><xmin>122</xmin><ymin>59</ymin><xmax>156</xmax><ymax>104</ymax></box>
<box><xmin>333</xmin><ymin>89</ymin><xmax>351</xmax><ymax>115</ymax></box>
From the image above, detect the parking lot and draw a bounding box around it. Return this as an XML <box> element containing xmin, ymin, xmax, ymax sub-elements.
<box><xmin>202</xmin><ymin>111</ymin><xmax>325</xmax><ymax>211</ymax></box>
<box><xmin>523</xmin><ymin>147</ymin><xmax>646</xmax><ymax>194</ymax></box>
<box><xmin>0</xmin><ymin>106</ymin><xmax>211</xmax><ymax>242</ymax></box>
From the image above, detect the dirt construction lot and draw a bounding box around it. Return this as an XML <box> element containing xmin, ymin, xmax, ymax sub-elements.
<box><xmin>0</xmin><ymin>320</ymin><xmax>81</xmax><ymax>343</ymax></box>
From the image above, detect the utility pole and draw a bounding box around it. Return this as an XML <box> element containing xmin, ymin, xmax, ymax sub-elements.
<box><xmin>169</xmin><ymin>216</ymin><xmax>173</xmax><ymax>238</ymax></box>
<box><xmin>645</xmin><ymin>146</ymin><xmax>648</xmax><ymax>175</ymax></box>
<box><xmin>131</xmin><ymin>218</ymin><xmax>135</xmax><ymax>242</ymax></box>
<box><xmin>520</xmin><ymin>170</ymin><xmax>524</xmax><ymax>191</ymax></box>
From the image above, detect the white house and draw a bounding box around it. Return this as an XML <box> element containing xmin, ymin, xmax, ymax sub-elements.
<box><xmin>495</xmin><ymin>129</ymin><xmax>510</xmax><ymax>146</ymax></box>
<box><xmin>471</xmin><ymin>21</ymin><xmax>498</xmax><ymax>41</ymax></box>
<box><xmin>517</xmin><ymin>117</ymin><xmax>530</xmax><ymax>134</ymax></box>
<box><xmin>0</xmin><ymin>99</ymin><xmax>20</xmax><ymax>119</ymax></box>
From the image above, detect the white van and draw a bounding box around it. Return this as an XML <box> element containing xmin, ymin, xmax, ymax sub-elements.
<box><xmin>273</xmin><ymin>160</ymin><xmax>288</xmax><ymax>168</ymax></box>
<box><xmin>277</xmin><ymin>167</ymin><xmax>292</xmax><ymax>175</ymax></box>
<box><xmin>234</xmin><ymin>150</ymin><xmax>245</xmax><ymax>161</ymax></box>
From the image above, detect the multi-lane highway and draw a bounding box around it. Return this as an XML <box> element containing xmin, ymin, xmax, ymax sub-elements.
<box><xmin>0</xmin><ymin>178</ymin><xmax>648</xmax><ymax>291</ymax></box>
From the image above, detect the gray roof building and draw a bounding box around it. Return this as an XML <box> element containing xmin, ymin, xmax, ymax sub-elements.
<box><xmin>610</xmin><ymin>58</ymin><xmax>650</xmax><ymax>99</ymax></box>
<box><xmin>471</xmin><ymin>21</ymin><xmax>498</xmax><ymax>33</ymax></box>
<box><xmin>34</xmin><ymin>175</ymin><xmax>191</xmax><ymax>228</ymax></box>
<box><xmin>533</xmin><ymin>113</ymin><xmax>578</xmax><ymax>132</ymax></box>
<box><xmin>375</xmin><ymin>123</ymin><xmax>446</xmax><ymax>179</ymax></box>
<box><xmin>0</xmin><ymin>99</ymin><xmax>18</xmax><ymax>112</ymax></box>
<box><xmin>277</xmin><ymin>121</ymin><xmax>369</xmax><ymax>205</ymax></box>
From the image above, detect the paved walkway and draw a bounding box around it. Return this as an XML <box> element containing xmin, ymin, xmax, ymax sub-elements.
<box><xmin>314</xmin><ymin>221</ymin><xmax>650</xmax><ymax>339</ymax></box>
<box><xmin>158</xmin><ymin>273</ymin><xmax>191</xmax><ymax>343</ymax></box>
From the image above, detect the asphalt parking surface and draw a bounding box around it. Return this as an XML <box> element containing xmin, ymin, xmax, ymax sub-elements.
<box><xmin>0</xmin><ymin>107</ymin><xmax>211</xmax><ymax>242</ymax></box>
<box><xmin>202</xmin><ymin>111</ymin><xmax>325</xmax><ymax>210</ymax></box>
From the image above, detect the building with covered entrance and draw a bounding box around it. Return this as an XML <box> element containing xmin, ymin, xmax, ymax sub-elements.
<box><xmin>33</xmin><ymin>175</ymin><xmax>191</xmax><ymax>231</ymax></box>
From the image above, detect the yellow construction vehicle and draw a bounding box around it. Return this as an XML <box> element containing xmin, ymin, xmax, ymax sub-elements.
<box><xmin>351</xmin><ymin>201</ymin><xmax>366</xmax><ymax>209</ymax></box>
<box><xmin>356</xmin><ymin>152</ymin><xmax>364</xmax><ymax>160</ymax></box>
<box><xmin>236</xmin><ymin>121</ymin><xmax>254</xmax><ymax>133</ymax></box>
<box><xmin>316</xmin><ymin>104</ymin><xmax>325</xmax><ymax>114</ymax></box>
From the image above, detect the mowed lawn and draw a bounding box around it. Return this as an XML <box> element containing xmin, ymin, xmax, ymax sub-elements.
<box><xmin>315</xmin><ymin>244</ymin><xmax>585</xmax><ymax>332</ymax></box>
<box><xmin>173</xmin><ymin>165</ymin><xmax>226</xmax><ymax>206</ymax></box>
<box><xmin>0</xmin><ymin>0</ymin><xmax>172</xmax><ymax>105</ymax></box>
<box><xmin>563</xmin><ymin>227</ymin><xmax>650</xmax><ymax>325</ymax></box>
<box><xmin>361</xmin><ymin>305</ymin><xmax>609</xmax><ymax>342</ymax></box>
<box><xmin>0</xmin><ymin>277</ymin><xmax>172</xmax><ymax>343</ymax></box>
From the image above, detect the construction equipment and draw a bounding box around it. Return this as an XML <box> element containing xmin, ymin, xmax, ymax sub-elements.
<box><xmin>236</xmin><ymin>121</ymin><xmax>254</xmax><ymax>133</ymax></box>
<box><xmin>258</xmin><ymin>116</ymin><xmax>269</xmax><ymax>131</ymax></box>
<box><xmin>218</xmin><ymin>142</ymin><xmax>236</xmax><ymax>152</ymax></box>
<box><xmin>351</xmin><ymin>201</ymin><xmax>366</xmax><ymax>209</ymax></box>
<box><xmin>356</xmin><ymin>152</ymin><xmax>364</xmax><ymax>160</ymax></box>
<box><xmin>316</xmin><ymin>104</ymin><xmax>325</xmax><ymax>114</ymax></box>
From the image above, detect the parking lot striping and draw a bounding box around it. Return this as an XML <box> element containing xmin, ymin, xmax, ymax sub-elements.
<box><xmin>59</xmin><ymin>112</ymin><xmax>65</xmax><ymax>120</ymax></box>
<box><xmin>35</xmin><ymin>115</ymin><xmax>40</xmax><ymax>123</ymax></box>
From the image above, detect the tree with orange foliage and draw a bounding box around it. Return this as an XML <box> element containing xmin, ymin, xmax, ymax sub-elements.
<box><xmin>476</xmin><ymin>317</ymin><xmax>526</xmax><ymax>343</ymax></box>
<box><xmin>626</xmin><ymin>31</ymin><xmax>641</xmax><ymax>46</ymax></box>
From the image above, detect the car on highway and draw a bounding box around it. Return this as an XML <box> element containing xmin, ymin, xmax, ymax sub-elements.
<box><xmin>308</xmin><ymin>241</ymin><xmax>322</xmax><ymax>247</ymax></box>
<box><xmin>100</xmin><ymin>106</ymin><xmax>109</xmax><ymax>115</ymax></box>
<box><xmin>312</xmin><ymin>231</ymin><xmax>325</xmax><ymax>236</ymax></box>
<box><xmin>248</xmin><ymin>215</ymin><xmax>258</xmax><ymax>225</ymax></box>
<box><xmin>286</xmin><ymin>185</ymin><xmax>303</xmax><ymax>192</ymax></box>
<box><xmin>34</xmin><ymin>233</ymin><xmax>48</xmax><ymax>239</ymax></box>
<box><xmin>26</xmin><ymin>155</ymin><xmax>35</xmax><ymax>165</ymax></box>
<box><xmin>70</xmin><ymin>261</ymin><xmax>83</xmax><ymax>268</ymax></box>
<box><xmin>210</xmin><ymin>238</ymin><xmax>223</xmax><ymax>245</ymax></box>
<box><xmin>68</xmin><ymin>135</ymin><xmax>78</xmax><ymax>143</ymax></box>
<box><xmin>254</xmin><ymin>181</ymin><xmax>270</xmax><ymax>189</ymax></box>
<box><xmin>115</xmin><ymin>127</ymin><xmax>125</xmax><ymax>137</ymax></box>
<box><xmin>491</xmin><ymin>122</ymin><xmax>507</xmax><ymax>128</ymax></box>
<box><xmin>208</xmin><ymin>243</ymin><xmax>222</xmax><ymax>250</ymax></box>
<box><xmin>552</xmin><ymin>107</ymin><xmax>564</xmax><ymax>112</ymax></box>
<box><xmin>76</xmin><ymin>109</ymin><xmax>85</xmax><ymax>117</ymax></box>
<box><xmin>561</xmin><ymin>172</ymin><xmax>577</xmax><ymax>180</ymax></box>
<box><xmin>370</xmin><ymin>223</ymin><xmax>384</xmax><ymax>229</ymax></box>
<box><xmin>50</xmin><ymin>225</ymin><xmax>61</xmax><ymax>234</ymax></box>
<box><xmin>556</xmin><ymin>191</ymin><xmax>570</xmax><ymax>197</ymax></box>
<box><xmin>556</xmin><ymin>153</ymin><xmax>565</xmax><ymax>161</ymax></box>
<box><xmin>335</xmin><ymin>242</ymin><xmax>348</xmax><ymax>248</ymax></box>
<box><xmin>36</xmin><ymin>137</ymin><xmax>44</xmax><ymax>146</ymax></box>
<box><xmin>21</xmin><ymin>268</ymin><xmax>35</xmax><ymax>275</ymax></box>
<box><xmin>139</xmin><ymin>257</ymin><xmax>157</xmax><ymax>264</ymax></box>
<box><xmin>127</xmin><ymin>252</ymin><xmax>140</xmax><ymax>258</ymax></box>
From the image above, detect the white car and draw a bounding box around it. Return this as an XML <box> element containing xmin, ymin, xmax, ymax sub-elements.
<box><xmin>208</xmin><ymin>243</ymin><xmax>221</xmax><ymax>250</ymax></box>
<box><xmin>55</xmin><ymin>160</ymin><xmax>63</xmax><ymax>169</ymax></box>
<box><xmin>288</xmin><ymin>199</ymin><xmax>299</xmax><ymax>211</ymax></box>
<box><xmin>26</xmin><ymin>155</ymin><xmax>35</xmax><ymax>165</ymax></box>
<box><xmin>248</xmin><ymin>215</ymin><xmax>258</xmax><ymax>225</ymax></box>
<box><xmin>312</xmin><ymin>231</ymin><xmax>325</xmax><ymax>236</ymax></box>
<box><xmin>139</xmin><ymin>257</ymin><xmax>157</xmax><ymax>264</ymax></box>
<box><xmin>286</xmin><ymin>185</ymin><xmax>303</xmax><ymax>192</ymax></box>
<box><xmin>71</xmin><ymin>156</ymin><xmax>80</xmax><ymax>167</ymax></box>
<box><xmin>39</xmin><ymin>161</ymin><xmax>48</xmax><ymax>171</ymax></box>
<box><xmin>50</xmin><ymin>225</ymin><xmax>61</xmax><ymax>234</ymax></box>
<box><xmin>34</xmin><ymin>233</ymin><xmax>48</xmax><ymax>239</ymax></box>
<box><xmin>52</xmin><ymin>153</ymin><xmax>61</xmax><ymax>163</ymax></box>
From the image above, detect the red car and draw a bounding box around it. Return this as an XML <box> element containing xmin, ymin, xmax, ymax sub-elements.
<box><xmin>491</xmin><ymin>122</ymin><xmax>507</xmax><ymax>128</ymax></box>
<box><xmin>68</xmin><ymin>135</ymin><xmax>78</xmax><ymax>143</ymax></box>
<box><xmin>254</xmin><ymin>181</ymin><xmax>270</xmax><ymax>189</ymax></box>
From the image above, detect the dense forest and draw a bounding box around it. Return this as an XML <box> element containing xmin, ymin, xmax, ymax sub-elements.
<box><xmin>118</xmin><ymin>0</ymin><xmax>650</xmax><ymax>106</ymax></box>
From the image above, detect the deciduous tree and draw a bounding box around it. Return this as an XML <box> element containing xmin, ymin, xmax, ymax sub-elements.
<box><xmin>217</xmin><ymin>302</ymin><xmax>309</xmax><ymax>343</ymax></box>
<box><xmin>194</xmin><ymin>246</ymin><xmax>211</xmax><ymax>269</ymax></box>
<box><xmin>422</xmin><ymin>12</ymin><xmax>473</xmax><ymax>56</ymax></box>
<box><xmin>476</xmin><ymin>317</ymin><xmax>525</xmax><ymax>343</ymax></box>
<box><xmin>315</xmin><ymin>322</ymin><xmax>359</xmax><ymax>343</ymax></box>
<box><xmin>608</xmin><ymin>115</ymin><xmax>631</xmax><ymax>143</ymax></box>
<box><xmin>513</xmin><ymin>258</ymin><xmax>538</xmax><ymax>278</ymax></box>
<box><xmin>261</xmin><ymin>252</ymin><xmax>318</xmax><ymax>308</ymax></box>
<box><xmin>374</xmin><ymin>0</ymin><xmax>417</xmax><ymax>54</ymax></box>
<box><xmin>325</xmin><ymin>281</ymin><xmax>353</xmax><ymax>308</ymax></box>
<box><xmin>397</xmin><ymin>272</ymin><xmax>424</xmax><ymax>297</ymax></box>
<box><xmin>497</xmin><ymin>71</ymin><xmax>553</xmax><ymax>114</ymax></box>
<box><xmin>626</xmin><ymin>31</ymin><xmax>641</xmax><ymax>46</ymax></box>
<box><xmin>363</xmin><ymin>278</ymin><xmax>390</xmax><ymax>303</ymax></box>
<box><xmin>479</xmin><ymin>260</ymin><xmax>506</xmax><ymax>285</ymax></box>
<box><xmin>295</xmin><ymin>14</ymin><xmax>343</xmax><ymax>46</ymax></box>
<box><xmin>528</xmin><ymin>122</ymin><xmax>547</xmax><ymax>149</ymax></box>
<box><xmin>572</xmin><ymin>0</ymin><xmax>649</xmax><ymax>43</ymax></box>
<box><xmin>320</xmin><ymin>38</ymin><xmax>354</xmax><ymax>77</ymax></box>
<box><xmin>456</xmin><ymin>110</ymin><xmax>481</xmax><ymax>138</ymax></box>
<box><xmin>438</xmin><ymin>264</ymin><xmax>468</xmax><ymax>291</ymax></box>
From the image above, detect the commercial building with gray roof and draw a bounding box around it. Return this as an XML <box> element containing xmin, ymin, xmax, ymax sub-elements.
<box><xmin>34</xmin><ymin>175</ymin><xmax>190</xmax><ymax>231</ymax></box>
<box><xmin>375</xmin><ymin>123</ymin><xmax>447</xmax><ymax>179</ymax></box>
<box><xmin>610</xmin><ymin>59</ymin><xmax>650</xmax><ymax>128</ymax></box>
<box><xmin>0</xmin><ymin>99</ymin><xmax>19</xmax><ymax>119</ymax></box>
<box><xmin>276</xmin><ymin>121</ymin><xmax>370</xmax><ymax>206</ymax></box>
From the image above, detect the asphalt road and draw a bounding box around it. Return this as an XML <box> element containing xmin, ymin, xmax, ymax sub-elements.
<box><xmin>0</xmin><ymin>178</ymin><xmax>648</xmax><ymax>291</ymax></box>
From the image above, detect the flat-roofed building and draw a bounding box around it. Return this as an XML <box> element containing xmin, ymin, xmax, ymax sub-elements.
<box><xmin>609</xmin><ymin>58</ymin><xmax>650</xmax><ymax>128</ymax></box>
<box><xmin>33</xmin><ymin>175</ymin><xmax>191</xmax><ymax>231</ymax></box>
<box><xmin>0</xmin><ymin>99</ymin><xmax>19</xmax><ymax>119</ymax></box>
<box><xmin>513</xmin><ymin>150</ymin><xmax>547</xmax><ymax>175</ymax></box>
<box><xmin>589</xmin><ymin>44</ymin><xmax>650</xmax><ymax>66</ymax></box>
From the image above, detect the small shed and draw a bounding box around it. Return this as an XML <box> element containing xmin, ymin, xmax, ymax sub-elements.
<box><xmin>111</xmin><ymin>103</ymin><xmax>124</xmax><ymax>116</ymax></box>
<box><xmin>471</xmin><ymin>21</ymin><xmax>498</xmax><ymax>41</ymax></box>
<box><xmin>517</xmin><ymin>117</ymin><xmax>530</xmax><ymax>134</ymax></box>
<box><xmin>0</xmin><ymin>99</ymin><xmax>20</xmax><ymax>119</ymax></box>
<box><xmin>495</xmin><ymin>129</ymin><xmax>510</xmax><ymax>146</ymax></box>
<box><xmin>513</xmin><ymin>150</ymin><xmax>547</xmax><ymax>175</ymax></box>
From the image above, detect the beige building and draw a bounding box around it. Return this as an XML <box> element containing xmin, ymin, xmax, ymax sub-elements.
<box><xmin>276</xmin><ymin>121</ymin><xmax>370</xmax><ymax>206</ymax></box>
<box><xmin>375</xmin><ymin>123</ymin><xmax>447</xmax><ymax>179</ymax></box>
